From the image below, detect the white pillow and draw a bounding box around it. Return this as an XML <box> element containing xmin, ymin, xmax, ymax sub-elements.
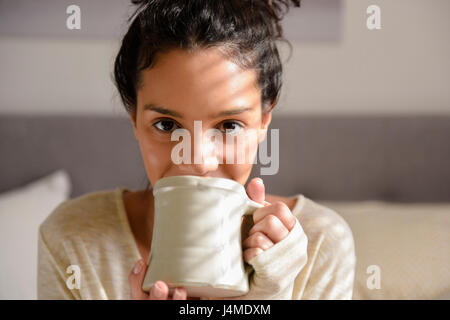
<box><xmin>0</xmin><ymin>170</ymin><xmax>71</xmax><ymax>300</ymax></box>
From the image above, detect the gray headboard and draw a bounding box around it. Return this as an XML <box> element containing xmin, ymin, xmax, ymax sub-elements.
<box><xmin>1</xmin><ymin>114</ymin><xmax>449</xmax><ymax>202</ymax></box>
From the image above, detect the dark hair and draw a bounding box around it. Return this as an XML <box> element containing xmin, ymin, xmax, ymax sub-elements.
<box><xmin>114</xmin><ymin>0</ymin><xmax>301</xmax><ymax>116</ymax></box>
<box><xmin>113</xmin><ymin>0</ymin><xmax>301</xmax><ymax>191</ymax></box>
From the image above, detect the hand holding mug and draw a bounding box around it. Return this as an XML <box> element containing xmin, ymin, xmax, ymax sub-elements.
<box><xmin>129</xmin><ymin>259</ymin><xmax>198</xmax><ymax>300</ymax></box>
<box><xmin>242</xmin><ymin>177</ymin><xmax>298</xmax><ymax>263</ymax></box>
<box><xmin>138</xmin><ymin>175</ymin><xmax>299</xmax><ymax>298</ymax></box>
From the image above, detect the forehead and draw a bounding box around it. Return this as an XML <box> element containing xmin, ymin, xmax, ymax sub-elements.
<box><xmin>137</xmin><ymin>48</ymin><xmax>261</xmax><ymax>111</ymax></box>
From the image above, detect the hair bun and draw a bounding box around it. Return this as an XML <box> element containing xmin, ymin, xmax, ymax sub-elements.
<box><xmin>266</xmin><ymin>0</ymin><xmax>301</xmax><ymax>17</ymax></box>
<box><xmin>261</xmin><ymin>0</ymin><xmax>301</xmax><ymax>38</ymax></box>
<box><xmin>131</xmin><ymin>0</ymin><xmax>148</xmax><ymax>4</ymax></box>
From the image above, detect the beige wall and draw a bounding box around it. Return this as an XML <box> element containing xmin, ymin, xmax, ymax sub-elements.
<box><xmin>0</xmin><ymin>36</ymin><xmax>123</xmax><ymax>115</ymax></box>
<box><xmin>279</xmin><ymin>0</ymin><xmax>450</xmax><ymax>115</ymax></box>
<box><xmin>0</xmin><ymin>0</ymin><xmax>449</xmax><ymax>116</ymax></box>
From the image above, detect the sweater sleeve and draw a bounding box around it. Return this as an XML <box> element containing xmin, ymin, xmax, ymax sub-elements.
<box><xmin>37</xmin><ymin>225</ymin><xmax>78</xmax><ymax>300</ymax></box>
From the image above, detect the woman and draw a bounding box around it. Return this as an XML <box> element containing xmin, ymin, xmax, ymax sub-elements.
<box><xmin>38</xmin><ymin>0</ymin><xmax>356</xmax><ymax>300</ymax></box>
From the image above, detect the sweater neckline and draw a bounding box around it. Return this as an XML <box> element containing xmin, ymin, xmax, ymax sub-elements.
<box><xmin>114</xmin><ymin>186</ymin><xmax>306</xmax><ymax>263</ymax></box>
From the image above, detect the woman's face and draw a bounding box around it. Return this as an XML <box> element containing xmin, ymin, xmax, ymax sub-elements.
<box><xmin>130</xmin><ymin>48</ymin><xmax>272</xmax><ymax>187</ymax></box>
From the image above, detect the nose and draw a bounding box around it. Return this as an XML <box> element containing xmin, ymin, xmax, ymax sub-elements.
<box><xmin>176</xmin><ymin>128</ymin><xmax>221</xmax><ymax>176</ymax></box>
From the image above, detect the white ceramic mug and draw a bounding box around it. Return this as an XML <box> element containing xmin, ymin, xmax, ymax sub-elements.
<box><xmin>142</xmin><ymin>175</ymin><xmax>264</xmax><ymax>298</ymax></box>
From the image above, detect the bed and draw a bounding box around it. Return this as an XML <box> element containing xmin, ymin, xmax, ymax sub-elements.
<box><xmin>1</xmin><ymin>114</ymin><xmax>449</xmax><ymax>299</ymax></box>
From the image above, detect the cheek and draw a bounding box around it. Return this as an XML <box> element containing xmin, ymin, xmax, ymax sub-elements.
<box><xmin>222</xmin><ymin>130</ymin><xmax>260</xmax><ymax>182</ymax></box>
<box><xmin>221</xmin><ymin>130</ymin><xmax>259</xmax><ymax>163</ymax></box>
<box><xmin>136</xmin><ymin>131</ymin><xmax>173</xmax><ymax>174</ymax></box>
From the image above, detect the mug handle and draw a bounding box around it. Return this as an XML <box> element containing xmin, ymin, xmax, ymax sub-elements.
<box><xmin>240</xmin><ymin>199</ymin><xmax>271</xmax><ymax>285</ymax></box>
<box><xmin>242</xmin><ymin>199</ymin><xmax>270</xmax><ymax>216</ymax></box>
<box><xmin>241</xmin><ymin>199</ymin><xmax>270</xmax><ymax>240</ymax></box>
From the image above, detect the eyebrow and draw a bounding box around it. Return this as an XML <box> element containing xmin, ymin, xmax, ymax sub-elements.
<box><xmin>143</xmin><ymin>104</ymin><xmax>253</xmax><ymax>119</ymax></box>
<box><xmin>144</xmin><ymin>104</ymin><xmax>183</xmax><ymax>118</ymax></box>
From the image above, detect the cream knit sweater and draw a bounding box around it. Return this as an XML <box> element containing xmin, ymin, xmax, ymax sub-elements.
<box><xmin>37</xmin><ymin>187</ymin><xmax>356</xmax><ymax>300</ymax></box>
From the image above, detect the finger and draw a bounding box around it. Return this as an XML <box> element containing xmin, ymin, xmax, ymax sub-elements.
<box><xmin>242</xmin><ymin>231</ymin><xmax>274</xmax><ymax>251</ymax></box>
<box><xmin>243</xmin><ymin>247</ymin><xmax>264</xmax><ymax>263</ymax></box>
<box><xmin>245</xmin><ymin>177</ymin><xmax>265</xmax><ymax>204</ymax></box>
<box><xmin>172</xmin><ymin>287</ymin><xmax>187</xmax><ymax>300</ymax></box>
<box><xmin>129</xmin><ymin>259</ymin><xmax>149</xmax><ymax>300</ymax></box>
<box><xmin>249</xmin><ymin>214</ymin><xmax>290</xmax><ymax>243</ymax></box>
<box><xmin>149</xmin><ymin>280</ymin><xmax>169</xmax><ymax>300</ymax></box>
<box><xmin>252</xmin><ymin>201</ymin><xmax>297</xmax><ymax>231</ymax></box>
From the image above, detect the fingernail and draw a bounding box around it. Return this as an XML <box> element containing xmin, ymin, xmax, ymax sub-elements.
<box><xmin>133</xmin><ymin>260</ymin><xmax>142</xmax><ymax>274</ymax></box>
<box><xmin>154</xmin><ymin>281</ymin><xmax>163</xmax><ymax>298</ymax></box>
<box><xmin>255</xmin><ymin>178</ymin><xmax>264</xmax><ymax>185</ymax></box>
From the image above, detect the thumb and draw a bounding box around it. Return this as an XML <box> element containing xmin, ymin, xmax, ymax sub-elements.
<box><xmin>246</xmin><ymin>177</ymin><xmax>265</xmax><ymax>205</ymax></box>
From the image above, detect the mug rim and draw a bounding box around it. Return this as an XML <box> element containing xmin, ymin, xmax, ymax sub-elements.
<box><xmin>153</xmin><ymin>175</ymin><xmax>264</xmax><ymax>212</ymax></box>
<box><xmin>153</xmin><ymin>175</ymin><xmax>245</xmax><ymax>194</ymax></box>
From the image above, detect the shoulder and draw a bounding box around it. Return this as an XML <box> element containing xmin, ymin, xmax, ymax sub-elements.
<box><xmin>295</xmin><ymin>195</ymin><xmax>355</xmax><ymax>258</ymax></box>
<box><xmin>266</xmin><ymin>193</ymin><xmax>355</xmax><ymax>255</ymax></box>
<box><xmin>39</xmin><ymin>188</ymin><xmax>121</xmax><ymax>246</ymax></box>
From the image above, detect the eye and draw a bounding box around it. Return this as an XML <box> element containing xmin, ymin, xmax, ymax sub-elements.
<box><xmin>219</xmin><ymin>121</ymin><xmax>245</xmax><ymax>135</ymax></box>
<box><xmin>152</xmin><ymin>119</ymin><xmax>179</xmax><ymax>133</ymax></box>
